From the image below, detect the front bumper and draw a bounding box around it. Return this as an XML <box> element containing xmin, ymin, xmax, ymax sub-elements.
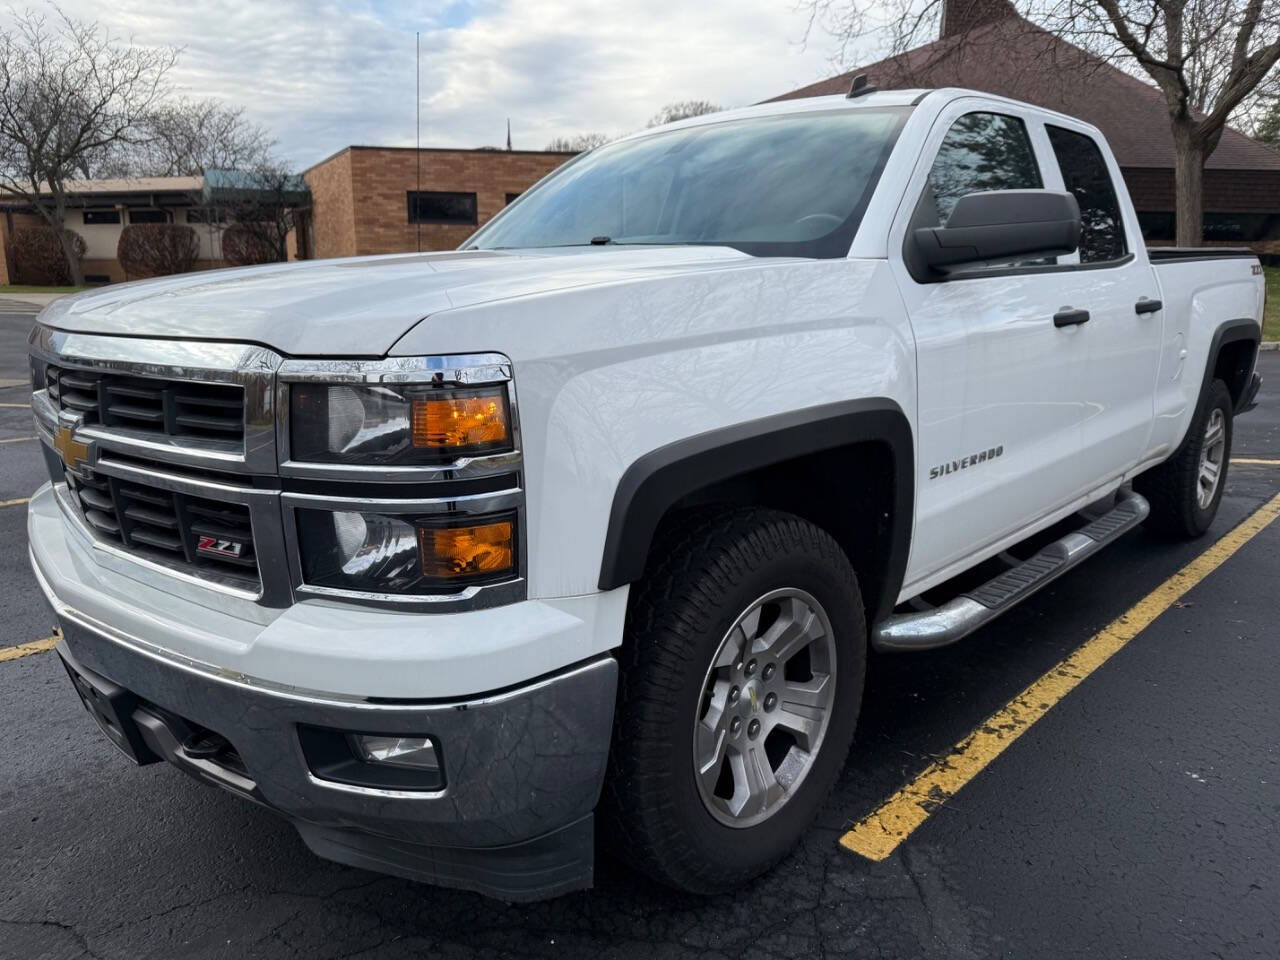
<box><xmin>29</xmin><ymin>486</ymin><xmax>619</xmax><ymax>902</ymax></box>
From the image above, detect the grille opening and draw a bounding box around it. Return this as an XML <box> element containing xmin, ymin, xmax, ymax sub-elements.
<box><xmin>65</xmin><ymin>466</ymin><xmax>259</xmax><ymax>586</ymax></box>
<box><xmin>46</xmin><ymin>365</ymin><xmax>245</xmax><ymax>445</ymax></box>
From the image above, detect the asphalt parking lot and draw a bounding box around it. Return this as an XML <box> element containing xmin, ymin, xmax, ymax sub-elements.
<box><xmin>1</xmin><ymin>301</ymin><xmax>1278</xmax><ymax>960</ymax></box>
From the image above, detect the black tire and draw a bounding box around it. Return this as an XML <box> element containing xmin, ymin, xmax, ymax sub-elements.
<box><xmin>603</xmin><ymin>508</ymin><xmax>866</xmax><ymax>894</ymax></box>
<box><xmin>1136</xmin><ymin>378</ymin><xmax>1233</xmax><ymax>539</ymax></box>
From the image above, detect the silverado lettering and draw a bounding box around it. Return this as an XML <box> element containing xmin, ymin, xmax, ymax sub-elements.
<box><xmin>930</xmin><ymin>445</ymin><xmax>1004</xmax><ymax>479</ymax></box>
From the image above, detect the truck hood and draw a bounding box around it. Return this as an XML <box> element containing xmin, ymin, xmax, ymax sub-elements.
<box><xmin>38</xmin><ymin>247</ymin><xmax>757</xmax><ymax>357</ymax></box>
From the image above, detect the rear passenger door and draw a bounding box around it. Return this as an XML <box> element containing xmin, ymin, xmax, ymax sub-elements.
<box><xmin>1042</xmin><ymin>123</ymin><xmax>1162</xmax><ymax>483</ymax></box>
<box><xmin>891</xmin><ymin>103</ymin><xmax>1094</xmax><ymax>593</ymax></box>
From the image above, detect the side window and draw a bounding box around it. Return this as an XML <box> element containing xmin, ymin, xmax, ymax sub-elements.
<box><xmin>922</xmin><ymin>112</ymin><xmax>1042</xmax><ymax>227</ymax></box>
<box><xmin>1046</xmin><ymin>125</ymin><xmax>1127</xmax><ymax>263</ymax></box>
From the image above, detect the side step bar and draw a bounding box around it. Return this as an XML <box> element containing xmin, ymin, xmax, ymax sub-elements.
<box><xmin>873</xmin><ymin>488</ymin><xmax>1150</xmax><ymax>652</ymax></box>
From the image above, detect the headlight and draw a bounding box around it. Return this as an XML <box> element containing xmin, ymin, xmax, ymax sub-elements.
<box><xmin>296</xmin><ymin>509</ymin><xmax>517</xmax><ymax>594</ymax></box>
<box><xmin>289</xmin><ymin>383</ymin><xmax>512</xmax><ymax>465</ymax></box>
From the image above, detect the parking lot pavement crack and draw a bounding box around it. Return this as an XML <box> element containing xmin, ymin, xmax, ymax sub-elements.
<box><xmin>900</xmin><ymin>847</ymin><xmax>984</xmax><ymax>960</ymax></box>
<box><xmin>0</xmin><ymin>916</ymin><xmax>107</xmax><ymax>960</ymax></box>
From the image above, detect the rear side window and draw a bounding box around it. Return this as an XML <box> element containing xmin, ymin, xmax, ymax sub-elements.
<box><xmin>1046</xmin><ymin>125</ymin><xmax>1127</xmax><ymax>263</ymax></box>
<box><xmin>921</xmin><ymin>112</ymin><xmax>1042</xmax><ymax>227</ymax></box>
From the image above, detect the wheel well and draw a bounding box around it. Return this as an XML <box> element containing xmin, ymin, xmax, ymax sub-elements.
<box><xmin>649</xmin><ymin>441</ymin><xmax>900</xmax><ymax>626</ymax></box>
<box><xmin>1214</xmin><ymin>337</ymin><xmax>1257</xmax><ymax>409</ymax></box>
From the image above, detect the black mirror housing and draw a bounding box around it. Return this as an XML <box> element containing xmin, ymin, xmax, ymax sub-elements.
<box><xmin>913</xmin><ymin>190</ymin><xmax>1081</xmax><ymax>272</ymax></box>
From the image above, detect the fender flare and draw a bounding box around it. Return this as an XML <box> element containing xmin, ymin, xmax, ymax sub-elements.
<box><xmin>1199</xmin><ymin>317</ymin><xmax>1260</xmax><ymax>410</ymax></box>
<box><xmin>597</xmin><ymin>398</ymin><xmax>915</xmax><ymax>621</ymax></box>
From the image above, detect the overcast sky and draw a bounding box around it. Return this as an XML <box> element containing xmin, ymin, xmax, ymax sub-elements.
<box><xmin>43</xmin><ymin>0</ymin><xmax>856</xmax><ymax>170</ymax></box>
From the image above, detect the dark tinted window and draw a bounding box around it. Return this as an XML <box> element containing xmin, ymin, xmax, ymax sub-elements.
<box><xmin>1137</xmin><ymin>211</ymin><xmax>1175</xmax><ymax>242</ymax></box>
<box><xmin>187</xmin><ymin>208</ymin><xmax>227</xmax><ymax>224</ymax></box>
<box><xmin>83</xmin><ymin>209</ymin><xmax>120</xmax><ymax>225</ymax></box>
<box><xmin>129</xmin><ymin>208</ymin><xmax>167</xmax><ymax>224</ymax></box>
<box><xmin>470</xmin><ymin>109</ymin><xmax>908</xmax><ymax>259</ymax></box>
<box><xmin>1046</xmin><ymin>125</ymin><xmax>1126</xmax><ymax>262</ymax></box>
<box><xmin>1204</xmin><ymin>212</ymin><xmax>1280</xmax><ymax>242</ymax></box>
<box><xmin>408</xmin><ymin>191</ymin><xmax>477</xmax><ymax>225</ymax></box>
<box><xmin>922</xmin><ymin>112</ymin><xmax>1042</xmax><ymax>227</ymax></box>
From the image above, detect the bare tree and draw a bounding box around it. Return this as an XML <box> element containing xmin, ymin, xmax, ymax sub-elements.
<box><xmin>647</xmin><ymin>100</ymin><xmax>724</xmax><ymax>127</ymax></box>
<box><xmin>799</xmin><ymin>0</ymin><xmax>1280</xmax><ymax>244</ymax></box>
<box><xmin>0</xmin><ymin>7</ymin><xmax>177</xmax><ymax>285</ymax></box>
<box><xmin>89</xmin><ymin>97</ymin><xmax>273</xmax><ymax>178</ymax></box>
<box><xmin>545</xmin><ymin>132</ymin><xmax>611</xmax><ymax>152</ymax></box>
<box><xmin>214</xmin><ymin>163</ymin><xmax>307</xmax><ymax>265</ymax></box>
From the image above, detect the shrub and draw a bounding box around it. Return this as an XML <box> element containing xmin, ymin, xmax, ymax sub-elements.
<box><xmin>221</xmin><ymin>223</ymin><xmax>284</xmax><ymax>266</ymax></box>
<box><xmin>117</xmin><ymin>224</ymin><xmax>201</xmax><ymax>279</ymax></box>
<box><xmin>7</xmin><ymin>225</ymin><xmax>86</xmax><ymax>286</ymax></box>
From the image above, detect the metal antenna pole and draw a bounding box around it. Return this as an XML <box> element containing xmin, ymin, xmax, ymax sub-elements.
<box><xmin>416</xmin><ymin>31</ymin><xmax>421</xmax><ymax>253</ymax></box>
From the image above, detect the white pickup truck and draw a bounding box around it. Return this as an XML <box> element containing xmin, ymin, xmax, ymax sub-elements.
<box><xmin>27</xmin><ymin>87</ymin><xmax>1263</xmax><ymax>901</ymax></box>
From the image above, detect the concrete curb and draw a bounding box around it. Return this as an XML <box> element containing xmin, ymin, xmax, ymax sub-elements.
<box><xmin>0</xmin><ymin>292</ymin><xmax>63</xmax><ymax>307</ymax></box>
<box><xmin>1261</xmin><ymin>341</ymin><xmax>1279</xmax><ymax>351</ymax></box>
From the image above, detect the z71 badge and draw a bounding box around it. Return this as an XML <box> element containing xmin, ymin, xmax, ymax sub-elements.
<box><xmin>197</xmin><ymin>535</ymin><xmax>245</xmax><ymax>559</ymax></box>
<box><xmin>930</xmin><ymin>445</ymin><xmax>1004</xmax><ymax>480</ymax></box>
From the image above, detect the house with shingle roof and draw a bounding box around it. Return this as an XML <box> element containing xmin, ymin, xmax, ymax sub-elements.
<box><xmin>768</xmin><ymin>0</ymin><xmax>1280</xmax><ymax>254</ymax></box>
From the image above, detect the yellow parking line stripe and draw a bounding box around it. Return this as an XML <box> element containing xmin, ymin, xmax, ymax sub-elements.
<box><xmin>840</xmin><ymin>491</ymin><xmax>1280</xmax><ymax>862</ymax></box>
<box><xmin>0</xmin><ymin>497</ymin><xmax>30</xmax><ymax>508</ymax></box>
<box><xmin>0</xmin><ymin>435</ymin><xmax>36</xmax><ymax>444</ymax></box>
<box><xmin>0</xmin><ymin>402</ymin><xmax>30</xmax><ymax>408</ymax></box>
<box><xmin>0</xmin><ymin>632</ymin><xmax>60</xmax><ymax>663</ymax></box>
<box><xmin>1231</xmin><ymin>457</ymin><xmax>1280</xmax><ymax>466</ymax></box>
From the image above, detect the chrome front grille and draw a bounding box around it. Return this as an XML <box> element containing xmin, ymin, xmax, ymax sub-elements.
<box><xmin>30</xmin><ymin>326</ymin><xmax>524</xmax><ymax>612</ymax></box>
<box><xmin>64</xmin><ymin>464</ymin><xmax>259</xmax><ymax>586</ymax></box>
<box><xmin>46</xmin><ymin>364</ymin><xmax>245</xmax><ymax>442</ymax></box>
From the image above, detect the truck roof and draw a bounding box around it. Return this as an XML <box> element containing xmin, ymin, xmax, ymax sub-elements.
<box><xmin>623</xmin><ymin>86</ymin><xmax>1105</xmax><ymax>143</ymax></box>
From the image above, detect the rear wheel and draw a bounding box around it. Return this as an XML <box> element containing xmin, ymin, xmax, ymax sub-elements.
<box><xmin>1136</xmin><ymin>378</ymin><xmax>1233</xmax><ymax>539</ymax></box>
<box><xmin>604</xmin><ymin>508</ymin><xmax>865</xmax><ymax>893</ymax></box>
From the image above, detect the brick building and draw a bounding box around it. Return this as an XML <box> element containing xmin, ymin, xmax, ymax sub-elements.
<box><xmin>301</xmin><ymin>146</ymin><xmax>576</xmax><ymax>259</ymax></box>
<box><xmin>769</xmin><ymin>0</ymin><xmax>1280</xmax><ymax>254</ymax></box>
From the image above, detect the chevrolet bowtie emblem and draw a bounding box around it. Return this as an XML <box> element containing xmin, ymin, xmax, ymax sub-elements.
<box><xmin>748</xmin><ymin>686</ymin><xmax>759</xmax><ymax>713</ymax></box>
<box><xmin>53</xmin><ymin>424</ymin><xmax>89</xmax><ymax>470</ymax></box>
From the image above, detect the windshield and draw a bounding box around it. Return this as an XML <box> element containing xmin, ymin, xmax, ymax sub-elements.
<box><xmin>468</xmin><ymin>108</ymin><xmax>909</xmax><ymax>259</ymax></box>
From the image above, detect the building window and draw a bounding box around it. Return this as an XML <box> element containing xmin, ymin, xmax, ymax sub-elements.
<box><xmin>187</xmin><ymin>208</ymin><xmax>227</xmax><ymax>224</ymax></box>
<box><xmin>407</xmin><ymin>191</ymin><xmax>478</xmax><ymax>225</ymax></box>
<box><xmin>1046</xmin><ymin>125</ymin><xmax>1127</xmax><ymax>263</ymax></box>
<box><xmin>1137</xmin><ymin>211</ymin><xmax>1175</xmax><ymax>242</ymax></box>
<box><xmin>1204</xmin><ymin>213</ymin><xmax>1280</xmax><ymax>243</ymax></box>
<box><xmin>129</xmin><ymin>208</ymin><xmax>168</xmax><ymax>224</ymax></box>
<box><xmin>1138</xmin><ymin>212</ymin><xmax>1280</xmax><ymax>244</ymax></box>
<box><xmin>505</xmin><ymin>192</ymin><xmax>521</xmax><ymax>205</ymax></box>
<box><xmin>82</xmin><ymin>209</ymin><xmax>120</xmax><ymax>225</ymax></box>
<box><xmin>921</xmin><ymin>112</ymin><xmax>1042</xmax><ymax>228</ymax></box>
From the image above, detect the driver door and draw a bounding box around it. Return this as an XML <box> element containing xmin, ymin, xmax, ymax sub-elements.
<box><xmin>891</xmin><ymin>103</ymin><xmax>1091</xmax><ymax>593</ymax></box>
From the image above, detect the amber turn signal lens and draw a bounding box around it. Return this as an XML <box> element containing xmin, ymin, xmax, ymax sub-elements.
<box><xmin>418</xmin><ymin>519</ymin><xmax>515</xmax><ymax>580</ymax></box>
<box><xmin>411</xmin><ymin>389</ymin><xmax>510</xmax><ymax>451</ymax></box>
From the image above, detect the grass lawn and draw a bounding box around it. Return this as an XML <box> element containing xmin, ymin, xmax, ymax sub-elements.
<box><xmin>0</xmin><ymin>284</ymin><xmax>86</xmax><ymax>294</ymax></box>
<box><xmin>1263</xmin><ymin>267</ymin><xmax>1280</xmax><ymax>342</ymax></box>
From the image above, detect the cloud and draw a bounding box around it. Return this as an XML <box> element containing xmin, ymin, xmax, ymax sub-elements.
<box><xmin>31</xmin><ymin>0</ymin><xmax>851</xmax><ymax>168</ymax></box>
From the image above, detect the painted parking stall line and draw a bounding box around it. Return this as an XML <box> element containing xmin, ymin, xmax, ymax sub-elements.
<box><xmin>840</xmin><ymin>491</ymin><xmax>1280</xmax><ymax>862</ymax></box>
<box><xmin>0</xmin><ymin>632</ymin><xmax>60</xmax><ymax>664</ymax></box>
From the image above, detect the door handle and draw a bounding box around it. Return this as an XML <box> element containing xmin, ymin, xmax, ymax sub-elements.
<box><xmin>1135</xmin><ymin>298</ymin><xmax>1163</xmax><ymax>315</ymax></box>
<box><xmin>1053</xmin><ymin>307</ymin><xmax>1090</xmax><ymax>328</ymax></box>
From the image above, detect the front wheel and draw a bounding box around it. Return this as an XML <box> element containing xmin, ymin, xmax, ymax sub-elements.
<box><xmin>604</xmin><ymin>509</ymin><xmax>866</xmax><ymax>893</ymax></box>
<box><xmin>1136</xmin><ymin>377</ymin><xmax>1233</xmax><ymax>539</ymax></box>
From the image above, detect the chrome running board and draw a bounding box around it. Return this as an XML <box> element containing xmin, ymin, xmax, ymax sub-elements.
<box><xmin>873</xmin><ymin>488</ymin><xmax>1150</xmax><ymax>652</ymax></box>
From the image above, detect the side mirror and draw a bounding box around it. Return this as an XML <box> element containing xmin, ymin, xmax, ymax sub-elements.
<box><xmin>913</xmin><ymin>190</ymin><xmax>1080</xmax><ymax>271</ymax></box>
